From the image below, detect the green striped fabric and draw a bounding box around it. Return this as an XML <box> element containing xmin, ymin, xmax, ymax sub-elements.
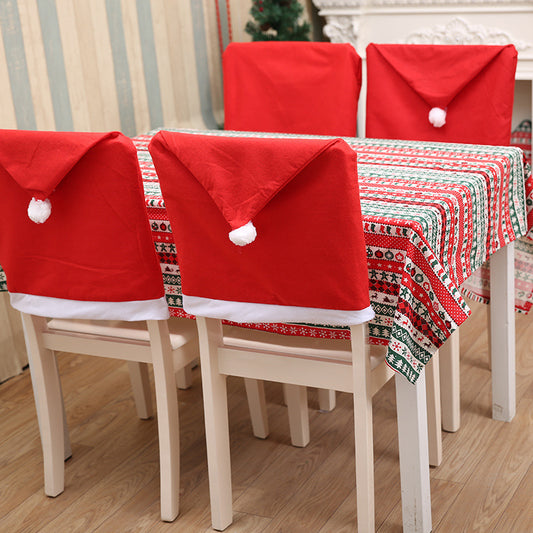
<box><xmin>0</xmin><ymin>0</ymin><xmax>225</xmax><ymax>135</ymax></box>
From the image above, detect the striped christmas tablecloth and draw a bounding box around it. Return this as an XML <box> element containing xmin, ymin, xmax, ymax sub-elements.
<box><xmin>133</xmin><ymin>129</ymin><xmax>531</xmax><ymax>384</ymax></box>
<box><xmin>462</xmin><ymin>119</ymin><xmax>533</xmax><ymax>312</ymax></box>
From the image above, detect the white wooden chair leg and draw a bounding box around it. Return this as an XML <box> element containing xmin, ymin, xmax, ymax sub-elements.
<box><xmin>21</xmin><ymin>313</ymin><xmax>65</xmax><ymax>497</ymax></box>
<box><xmin>127</xmin><ymin>361</ymin><xmax>153</xmax><ymax>419</ymax></box>
<box><xmin>60</xmin><ymin>370</ymin><xmax>72</xmax><ymax>461</ymax></box>
<box><xmin>147</xmin><ymin>320</ymin><xmax>180</xmax><ymax>522</ymax></box>
<box><xmin>439</xmin><ymin>331</ymin><xmax>461</xmax><ymax>432</ymax></box>
<box><xmin>197</xmin><ymin>317</ymin><xmax>233</xmax><ymax>531</ymax></box>
<box><xmin>425</xmin><ymin>352</ymin><xmax>442</xmax><ymax>467</ymax></box>
<box><xmin>283</xmin><ymin>384</ymin><xmax>310</xmax><ymax>447</ymax></box>
<box><xmin>489</xmin><ymin>244</ymin><xmax>516</xmax><ymax>422</ymax></box>
<box><xmin>317</xmin><ymin>388</ymin><xmax>336</xmax><ymax>412</ymax></box>
<box><xmin>244</xmin><ymin>378</ymin><xmax>269</xmax><ymax>439</ymax></box>
<box><xmin>176</xmin><ymin>363</ymin><xmax>193</xmax><ymax>390</ymax></box>
<box><xmin>351</xmin><ymin>324</ymin><xmax>375</xmax><ymax>533</ymax></box>
<box><xmin>23</xmin><ymin>315</ymin><xmax>72</xmax><ymax>462</ymax></box>
<box><xmin>395</xmin><ymin>370</ymin><xmax>432</xmax><ymax>533</ymax></box>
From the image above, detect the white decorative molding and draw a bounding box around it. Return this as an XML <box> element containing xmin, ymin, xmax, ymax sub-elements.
<box><xmin>323</xmin><ymin>15</ymin><xmax>360</xmax><ymax>46</ymax></box>
<box><xmin>371</xmin><ymin>0</ymin><xmax>531</xmax><ymax>5</ymax></box>
<box><xmin>313</xmin><ymin>0</ymin><xmax>532</xmax><ymax>7</ymax></box>
<box><xmin>403</xmin><ymin>17</ymin><xmax>532</xmax><ymax>50</ymax></box>
<box><xmin>313</xmin><ymin>0</ymin><xmax>361</xmax><ymax>8</ymax></box>
<box><xmin>312</xmin><ymin>0</ymin><xmax>533</xmax><ymax>148</ymax></box>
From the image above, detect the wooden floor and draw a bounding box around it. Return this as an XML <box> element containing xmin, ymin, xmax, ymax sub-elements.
<box><xmin>0</xmin><ymin>298</ymin><xmax>532</xmax><ymax>532</ymax></box>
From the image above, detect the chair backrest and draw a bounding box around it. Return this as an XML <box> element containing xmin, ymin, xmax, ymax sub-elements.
<box><xmin>0</xmin><ymin>130</ymin><xmax>168</xmax><ymax>320</ymax></box>
<box><xmin>149</xmin><ymin>131</ymin><xmax>374</xmax><ymax>326</ymax></box>
<box><xmin>365</xmin><ymin>43</ymin><xmax>517</xmax><ymax>145</ymax></box>
<box><xmin>223</xmin><ymin>42</ymin><xmax>362</xmax><ymax>137</ymax></box>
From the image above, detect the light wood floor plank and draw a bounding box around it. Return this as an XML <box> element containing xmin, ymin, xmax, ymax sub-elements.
<box><xmin>0</xmin><ymin>298</ymin><xmax>531</xmax><ymax>532</ymax></box>
<box><xmin>436</xmin><ymin>397</ymin><xmax>533</xmax><ymax>532</ymax></box>
<box><xmin>493</xmin><ymin>463</ymin><xmax>533</xmax><ymax>532</ymax></box>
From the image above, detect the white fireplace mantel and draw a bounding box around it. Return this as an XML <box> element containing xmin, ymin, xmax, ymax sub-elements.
<box><xmin>312</xmin><ymin>0</ymin><xmax>533</xmax><ymax>133</ymax></box>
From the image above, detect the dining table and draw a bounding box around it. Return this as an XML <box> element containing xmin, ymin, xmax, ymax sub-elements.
<box><xmin>134</xmin><ymin>127</ymin><xmax>532</xmax><ymax>413</ymax></box>
<box><xmin>134</xmin><ymin>128</ymin><xmax>533</xmax><ymax>531</ymax></box>
<box><xmin>1</xmin><ymin>128</ymin><xmax>530</xmax><ymax>421</ymax></box>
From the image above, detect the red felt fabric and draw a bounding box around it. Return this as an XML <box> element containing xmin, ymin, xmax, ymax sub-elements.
<box><xmin>365</xmin><ymin>43</ymin><xmax>517</xmax><ymax>145</ymax></box>
<box><xmin>0</xmin><ymin>130</ymin><xmax>164</xmax><ymax>303</ymax></box>
<box><xmin>223</xmin><ymin>42</ymin><xmax>362</xmax><ymax>137</ymax></box>
<box><xmin>153</xmin><ymin>131</ymin><xmax>340</xmax><ymax>231</ymax></box>
<box><xmin>0</xmin><ymin>130</ymin><xmax>110</xmax><ymax>200</ymax></box>
<box><xmin>149</xmin><ymin>131</ymin><xmax>371</xmax><ymax>313</ymax></box>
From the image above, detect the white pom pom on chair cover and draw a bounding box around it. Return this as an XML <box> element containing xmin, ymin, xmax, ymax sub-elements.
<box><xmin>27</xmin><ymin>197</ymin><xmax>52</xmax><ymax>223</ymax></box>
<box><xmin>428</xmin><ymin>107</ymin><xmax>447</xmax><ymax>128</ymax></box>
<box><xmin>228</xmin><ymin>220</ymin><xmax>257</xmax><ymax>246</ymax></box>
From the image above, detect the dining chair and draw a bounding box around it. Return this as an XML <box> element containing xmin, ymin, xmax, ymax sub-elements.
<box><xmin>149</xmin><ymin>130</ymin><xmax>432</xmax><ymax>532</ymax></box>
<box><xmin>365</xmin><ymin>43</ymin><xmax>518</xmax><ymax>442</ymax></box>
<box><xmin>223</xmin><ymin>40</ymin><xmax>363</xmax><ymax>419</ymax></box>
<box><xmin>0</xmin><ymin>129</ymin><xmax>199</xmax><ymax>522</ymax></box>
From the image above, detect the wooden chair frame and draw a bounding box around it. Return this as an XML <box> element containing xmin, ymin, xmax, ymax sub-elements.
<box><xmin>198</xmin><ymin>318</ymin><xmax>432</xmax><ymax>532</ymax></box>
<box><xmin>22</xmin><ymin>314</ymin><xmax>198</xmax><ymax>521</ymax></box>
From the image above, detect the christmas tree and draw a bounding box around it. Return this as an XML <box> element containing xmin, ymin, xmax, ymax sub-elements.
<box><xmin>245</xmin><ymin>0</ymin><xmax>311</xmax><ymax>41</ymax></box>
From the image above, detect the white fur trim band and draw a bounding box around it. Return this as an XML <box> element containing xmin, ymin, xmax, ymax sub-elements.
<box><xmin>229</xmin><ymin>221</ymin><xmax>257</xmax><ymax>246</ymax></box>
<box><xmin>10</xmin><ymin>293</ymin><xmax>170</xmax><ymax>321</ymax></box>
<box><xmin>428</xmin><ymin>107</ymin><xmax>446</xmax><ymax>128</ymax></box>
<box><xmin>28</xmin><ymin>197</ymin><xmax>51</xmax><ymax>224</ymax></box>
<box><xmin>183</xmin><ymin>294</ymin><xmax>375</xmax><ymax>326</ymax></box>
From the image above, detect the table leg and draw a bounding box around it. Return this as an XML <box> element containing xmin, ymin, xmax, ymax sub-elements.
<box><xmin>395</xmin><ymin>371</ymin><xmax>432</xmax><ymax>533</ymax></box>
<box><xmin>425</xmin><ymin>351</ymin><xmax>442</xmax><ymax>466</ymax></box>
<box><xmin>489</xmin><ymin>242</ymin><xmax>516</xmax><ymax>422</ymax></box>
<box><xmin>439</xmin><ymin>331</ymin><xmax>461</xmax><ymax>432</ymax></box>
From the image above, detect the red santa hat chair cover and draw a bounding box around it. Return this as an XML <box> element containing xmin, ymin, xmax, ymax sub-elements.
<box><xmin>223</xmin><ymin>41</ymin><xmax>362</xmax><ymax>137</ymax></box>
<box><xmin>149</xmin><ymin>131</ymin><xmax>373</xmax><ymax>324</ymax></box>
<box><xmin>0</xmin><ymin>129</ymin><xmax>198</xmax><ymax>522</ymax></box>
<box><xmin>365</xmin><ymin>43</ymin><xmax>517</xmax><ymax>145</ymax></box>
<box><xmin>148</xmin><ymin>131</ymin><xmax>429</xmax><ymax>532</ymax></box>
<box><xmin>0</xmin><ymin>129</ymin><xmax>168</xmax><ymax>319</ymax></box>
